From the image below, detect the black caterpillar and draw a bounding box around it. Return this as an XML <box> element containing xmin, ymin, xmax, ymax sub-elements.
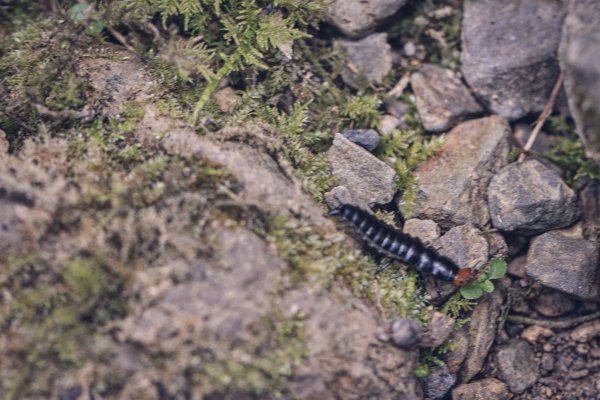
<box><xmin>328</xmin><ymin>204</ymin><xmax>475</xmax><ymax>286</ymax></box>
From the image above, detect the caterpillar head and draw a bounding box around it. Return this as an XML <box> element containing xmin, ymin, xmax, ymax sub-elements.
<box><xmin>453</xmin><ymin>268</ymin><xmax>476</xmax><ymax>286</ymax></box>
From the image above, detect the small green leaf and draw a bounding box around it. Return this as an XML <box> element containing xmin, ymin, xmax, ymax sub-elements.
<box><xmin>489</xmin><ymin>259</ymin><xmax>507</xmax><ymax>280</ymax></box>
<box><xmin>460</xmin><ymin>284</ymin><xmax>483</xmax><ymax>300</ymax></box>
<box><xmin>480</xmin><ymin>280</ymin><xmax>494</xmax><ymax>293</ymax></box>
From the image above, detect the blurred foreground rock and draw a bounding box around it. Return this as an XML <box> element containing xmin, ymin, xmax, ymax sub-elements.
<box><xmin>560</xmin><ymin>0</ymin><xmax>600</xmax><ymax>166</ymax></box>
<box><xmin>0</xmin><ymin>48</ymin><xmax>422</xmax><ymax>400</ymax></box>
<box><xmin>461</xmin><ymin>0</ymin><xmax>566</xmax><ymax>120</ymax></box>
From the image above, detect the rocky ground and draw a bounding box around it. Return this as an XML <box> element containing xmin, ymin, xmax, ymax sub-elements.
<box><xmin>0</xmin><ymin>0</ymin><xmax>599</xmax><ymax>399</ymax></box>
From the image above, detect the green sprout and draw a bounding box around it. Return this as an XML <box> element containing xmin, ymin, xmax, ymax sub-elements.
<box><xmin>459</xmin><ymin>259</ymin><xmax>507</xmax><ymax>300</ymax></box>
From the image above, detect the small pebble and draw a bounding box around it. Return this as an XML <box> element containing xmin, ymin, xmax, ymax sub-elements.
<box><xmin>389</xmin><ymin>318</ymin><xmax>422</xmax><ymax>349</ymax></box>
<box><xmin>403</xmin><ymin>41</ymin><xmax>416</xmax><ymax>57</ymax></box>
<box><xmin>521</xmin><ymin>325</ymin><xmax>553</xmax><ymax>344</ymax></box>
<box><xmin>570</xmin><ymin>368</ymin><xmax>589</xmax><ymax>379</ymax></box>
<box><xmin>343</xmin><ymin>129</ymin><xmax>380</xmax><ymax>152</ymax></box>
<box><xmin>541</xmin><ymin>353</ymin><xmax>554</xmax><ymax>371</ymax></box>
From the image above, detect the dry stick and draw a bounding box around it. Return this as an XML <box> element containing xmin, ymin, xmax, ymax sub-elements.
<box><xmin>506</xmin><ymin>309</ymin><xmax>600</xmax><ymax>329</ymax></box>
<box><xmin>518</xmin><ymin>71</ymin><xmax>564</xmax><ymax>162</ymax></box>
<box><xmin>107</xmin><ymin>26</ymin><xmax>138</xmax><ymax>55</ymax></box>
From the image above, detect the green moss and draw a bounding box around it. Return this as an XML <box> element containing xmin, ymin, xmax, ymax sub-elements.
<box><xmin>548</xmin><ymin>136</ymin><xmax>600</xmax><ymax>187</ymax></box>
<box><xmin>0</xmin><ymin>16</ymin><xmax>95</xmax><ymax>151</ymax></box>
<box><xmin>266</xmin><ymin>214</ymin><xmax>432</xmax><ymax>322</ymax></box>
<box><xmin>2</xmin><ymin>255</ymin><xmax>127</xmax><ymax>399</ymax></box>
<box><xmin>187</xmin><ymin>313</ymin><xmax>308</xmax><ymax>397</ymax></box>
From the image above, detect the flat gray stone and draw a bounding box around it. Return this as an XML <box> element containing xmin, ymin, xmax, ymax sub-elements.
<box><xmin>435</xmin><ymin>224</ymin><xmax>489</xmax><ymax>272</ymax></box>
<box><xmin>336</xmin><ymin>33</ymin><xmax>392</xmax><ymax>89</ymax></box>
<box><xmin>411</xmin><ymin>64</ymin><xmax>482</xmax><ymax>132</ymax></box>
<box><xmin>452</xmin><ymin>378</ymin><xmax>509</xmax><ymax>400</ymax></box>
<box><xmin>496</xmin><ymin>340</ymin><xmax>539</xmax><ymax>394</ymax></box>
<box><xmin>444</xmin><ymin>328</ymin><xmax>469</xmax><ymax>374</ymax></box>
<box><xmin>460</xmin><ymin>289</ymin><xmax>504</xmax><ymax>383</ymax></box>
<box><xmin>327</xmin><ymin>132</ymin><xmax>397</xmax><ymax>208</ymax></box>
<box><xmin>488</xmin><ymin>159</ymin><xmax>580</xmax><ymax>235</ymax></box>
<box><xmin>580</xmin><ymin>180</ymin><xmax>599</xmax><ymax>240</ymax></box>
<box><xmin>325</xmin><ymin>0</ymin><xmax>408</xmax><ymax>38</ymax></box>
<box><xmin>324</xmin><ymin>185</ymin><xmax>355</xmax><ymax>210</ymax></box>
<box><xmin>407</xmin><ymin>116</ymin><xmax>511</xmax><ymax>228</ymax></box>
<box><xmin>403</xmin><ymin>218</ymin><xmax>440</xmax><ymax>246</ymax></box>
<box><xmin>461</xmin><ymin>0</ymin><xmax>567</xmax><ymax>120</ymax></box>
<box><xmin>560</xmin><ymin>0</ymin><xmax>600</xmax><ymax>166</ymax></box>
<box><xmin>525</xmin><ymin>231</ymin><xmax>600</xmax><ymax>301</ymax></box>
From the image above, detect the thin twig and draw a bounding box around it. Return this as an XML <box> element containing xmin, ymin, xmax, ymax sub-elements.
<box><xmin>387</xmin><ymin>72</ymin><xmax>410</xmax><ymax>98</ymax></box>
<box><xmin>107</xmin><ymin>26</ymin><xmax>138</xmax><ymax>55</ymax></box>
<box><xmin>506</xmin><ymin>310</ymin><xmax>600</xmax><ymax>329</ymax></box>
<box><xmin>518</xmin><ymin>71</ymin><xmax>564</xmax><ymax>162</ymax></box>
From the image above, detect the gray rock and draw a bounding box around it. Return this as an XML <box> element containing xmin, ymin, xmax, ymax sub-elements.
<box><xmin>327</xmin><ymin>132</ymin><xmax>397</xmax><ymax>208</ymax></box>
<box><xmin>324</xmin><ymin>0</ymin><xmax>408</xmax><ymax>38</ymax></box>
<box><xmin>444</xmin><ymin>328</ymin><xmax>469</xmax><ymax>374</ymax></box>
<box><xmin>488</xmin><ymin>159</ymin><xmax>580</xmax><ymax>235</ymax></box>
<box><xmin>343</xmin><ymin>129</ymin><xmax>380</xmax><ymax>152</ymax></box>
<box><xmin>507</xmin><ymin>256</ymin><xmax>527</xmax><ymax>279</ymax></box>
<box><xmin>436</xmin><ymin>224</ymin><xmax>489</xmax><ymax>272</ymax></box>
<box><xmin>389</xmin><ymin>318</ymin><xmax>422</xmax><ymax>349</ymax></box>
<box><xmin>461</xmin><ymin>0</ymin><xmax>567</xmax><ymax>120</ymax></box>
<box><xmin>452</xmin><ymin>378</ymin><xmax>509</xmax><ymax>400</ymax></box>
<box><xmin>560</xmin><ymin>0</ymin><xmax>600</xmax><ymax>166</ymax></box>
<box><xmin>580</xmin><ymin>180</ymin><xmax>599</xmax><ymax>240</ymax></box>
<box><xmin>378</xmin><ymin>114</ymin><xmax>401</xmax><ymax>134</ymax></box>
<box><xmin>531</xmin><ymin>291</ymin><xmax>577</xmax><ymax>318</ymax></box>
<box><xmin>411</xmin><ymin>64</ymin><xmax>482</xmax><ymax>132</ymax></box>
<box><xmin>407</xmin><ymin>116</ymin><xmax>511</xmax><ymax>228</ymax></box>
<box><xmin>496</xmin><ymin>340</ymin><xmax>539</xmax><ymax>394</ymax></box>
<box><xmin>425</xmin><ymin>224</ymin><xmax>490</xmax><ymax>304</ymax></box>
<box><xmin>420</xmin><ymin>311</ymin><xmax>455</xmax><ymax>349</ymax></box>
<box><xmin>385</xmin><ymin>100</ymin><xmax>411</xmax><ymax>120</ymax></box>
<box><xmin>424</xmin><ymin>364</ymin><xmax>456</xmax><ymax>400</ymax></box>
<box><xmin>403</xmin><ymin>218</ymin><xmax>441</xmax><ymax>246</ymax></box>
<box><xmin>336</xmin><ymin>33</ymin><xmax>392</xmax><ymax>89</ymax></box>
<box><xmin>486</xmin><ymin>232</ymin><xmax>508</xmax><ymax>260</ymax></box>
<box><xmin>525</xmin><ymin>231</ymin><xmax>600</xmax><ymax>300</ymax></box>
<box><xmin>324</xmin><ymin>185</ymin><xmax>355</xmax><ymax>210</ymax></box>
<box><xmin>460</xmin><ymin>289</ymin><xmax>504</xmax><ymax>383</ymax></box>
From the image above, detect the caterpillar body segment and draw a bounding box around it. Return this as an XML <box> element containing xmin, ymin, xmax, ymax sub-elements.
<box><xmin>328</xmin><ymin>204</ymin><xmax>475</xmax><ymax>286</ymax></box>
